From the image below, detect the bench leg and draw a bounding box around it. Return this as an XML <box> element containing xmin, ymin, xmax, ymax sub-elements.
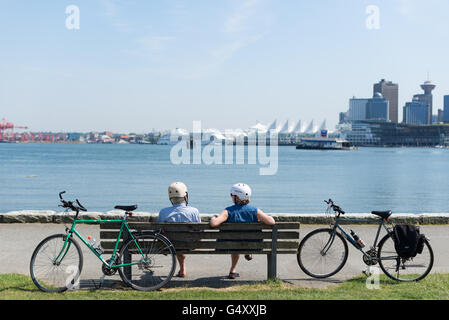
<box><xmin>267</xmin><ymin>253</ymin><xmax>277</xmax><ymax>280</ymax></box>
<box><xmin>124</xmin><ymin>250</ymin><xmax>132</xmax><ymax>280</ymax></box>
<box><xmin>123</xmin><ymin>233</ymin><xmax>132</xmax><ymax>280</ymax></box>
<box><xmin>267</xmin><ymin>225</ymin><xmax>278</xmax><ymax>280</ymax></box>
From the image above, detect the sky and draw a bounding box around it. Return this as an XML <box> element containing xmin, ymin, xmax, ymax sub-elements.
<box><xmin>1</xmin><ymin>0</ymin><xmax>449</xmax><ymax>133</ymax></box>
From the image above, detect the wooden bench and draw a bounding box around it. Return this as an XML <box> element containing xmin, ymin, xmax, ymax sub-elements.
<box><xmin>100</xmin><ymin>222</ymin><xmax>300</xmax><ymax>280</ymax></box>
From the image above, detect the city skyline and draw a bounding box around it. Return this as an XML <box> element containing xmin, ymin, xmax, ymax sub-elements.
<box><xmin>2</xmin><ymin>75</ymin><xmax>447</xmax><ymax>134</ymax></box>
<box><xmin>1</xmin><ymin>1</ymin><xmax>449</xmax><ymax>132</ymax></box>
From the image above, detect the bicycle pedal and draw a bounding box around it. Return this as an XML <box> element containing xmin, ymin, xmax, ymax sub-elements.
<box><xmin>362</xmin><ymin>270</ymin><xmax>372</xmax><ymax>277</ymax></box>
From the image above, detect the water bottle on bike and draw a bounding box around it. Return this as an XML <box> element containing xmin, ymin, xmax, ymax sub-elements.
<box><xmin>88</xmin><ymin>236</ymin><xmax>104</xmax><ymax>255</ymax></box>
<box><xmin>350</xmin><ymin>230</ymin><xmax>365</xmax><ymax>248</ymax></box>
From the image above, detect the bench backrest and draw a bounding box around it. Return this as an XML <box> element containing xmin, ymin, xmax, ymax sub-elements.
<box><xmin>100</xmin><ymin>222</ymin><xmax>300</xmax><ymax>254</ymax></box>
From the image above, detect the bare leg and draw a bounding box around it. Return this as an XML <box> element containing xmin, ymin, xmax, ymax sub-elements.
<box><xmin>176</xmin><ymin>254</ymin><xmax>186</xmax><ymax>277</ymax></box>
<box><xmin>230</xmin><ymin>254</ymin><xmax>240</xmax><ymax>274</ymax></box>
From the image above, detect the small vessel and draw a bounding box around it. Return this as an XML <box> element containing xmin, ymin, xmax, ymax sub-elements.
<box><xmin>296</xmin><ymin>137</ymin><xmax>352</xmax><ymax>150</ymax></box>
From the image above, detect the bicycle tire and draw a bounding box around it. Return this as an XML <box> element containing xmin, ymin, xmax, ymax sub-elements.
<box><xmin>118</xmin><ymin>232</ymin><xmax>176</xmax><ymax>291</ymax></box>
<box><xmin>30</xmin><ymin>234</ymin><xmax>83</xmax><ymax>293</ymax></box>
<box><xmin>297</xmin><ymin>228</ymin><xmax>349</xmax><ymax>278</ymax></box>
<box><xmin>377</xmin><ymin>233</ymin><xmax>434</xmax><ymax>282</ymax></box>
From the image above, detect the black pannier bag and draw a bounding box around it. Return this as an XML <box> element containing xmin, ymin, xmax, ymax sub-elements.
<box><xmin>415</xmin><ymin>233</ymin><xmax>425</xmax><ymax>254</ymax></box>
<box><xmin>392</xmin><ymin>225</ymin><xmax>425</xmax><ymax>258</ymax></box>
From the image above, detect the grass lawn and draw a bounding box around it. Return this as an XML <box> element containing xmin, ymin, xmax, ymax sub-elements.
<box><xmin>0</xmin><ymin>273</ymin><xmax>448</xmax><ymax>300</ymax></box>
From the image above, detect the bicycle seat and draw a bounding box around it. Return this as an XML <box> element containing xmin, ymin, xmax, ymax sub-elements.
<box><xmin>371</xmin><ymin>210</ymin><xmax>392</xmax><ymax>219</ymax></box>
<box><xmin>114</xmin><ymin>205</ymin><xmax>138</xmax><ymax>211</ymax></box>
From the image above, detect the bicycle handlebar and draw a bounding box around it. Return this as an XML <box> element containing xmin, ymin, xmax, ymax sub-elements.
<box><xmin>325</xmin><ymin>198</ymin><xmax>345</xmax><ymax>215</ymax></box>
<box><xmin>59</xmin><ymin>191</ymin><xmax>87</xmax><ymax>212</ymax></box>
<box><xmin>76</xmin><ymin>199</ymin><xmax>87</xmax><ymax>211</ymax></box>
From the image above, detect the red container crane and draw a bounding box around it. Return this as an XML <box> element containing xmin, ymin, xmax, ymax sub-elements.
<box><xmin>0</xmin><ymin>118</ymin><xmax>28</xmax><ymax>142</ymax></box>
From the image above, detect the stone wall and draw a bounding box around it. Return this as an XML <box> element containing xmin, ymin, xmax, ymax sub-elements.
<box><xmin>1</xmin><ymin>211</ymin><xmax>449</xmax><ymax>224</ymax></box>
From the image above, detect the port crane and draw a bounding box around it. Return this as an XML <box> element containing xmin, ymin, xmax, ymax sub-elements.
<box><xmin>0</xmin><ymin>118</ymin><xmax>28</xmax><ymax>142</ymax></box>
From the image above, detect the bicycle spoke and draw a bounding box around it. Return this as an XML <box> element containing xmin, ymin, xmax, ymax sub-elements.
<box><xmin>297</xmin><ymin>229</ymin><xmax>348</xmax><ymax>278</ymax></box>
<box><xmin>118</xmin><ymin>233</ymin><xmax>175</xmax><ymax>291</ymax></box>
<box><xmin>30</xmin><ymin>234</ymin><xmax>82</xmax><ymax>292</ymax></box>
<box><xmin>378</xmin><ymin>233</ymin><xmax>433</xmax><ymax>282</ymax></box>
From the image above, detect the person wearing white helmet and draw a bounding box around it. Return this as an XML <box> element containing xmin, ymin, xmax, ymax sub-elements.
<box><xmin>158</xmin><ymin>182</ymin><xmax>201</xmax><ymax>278</ymax></box>
<box><xmin>210</xmin><ymin>183</ymin><xmax>275</xmax><ymax>279</ymax></box>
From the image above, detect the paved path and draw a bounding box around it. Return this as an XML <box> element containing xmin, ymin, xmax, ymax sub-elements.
<box><xmin>1</xmin><ymin>224</ymin><xmax>448</xmax><ymax>289</ymax></box>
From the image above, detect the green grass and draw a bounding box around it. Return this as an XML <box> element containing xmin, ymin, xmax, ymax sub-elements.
<box><xmin>1</xmin><ymin>273</ymin><xmax>448</xmax><ymax>300</ymax></box>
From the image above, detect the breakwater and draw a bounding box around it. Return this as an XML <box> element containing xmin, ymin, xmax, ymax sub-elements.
<box><xmin>2</xmin><ymin>211</ymin><xmax>449</xmax><ymax>224</ymax></box>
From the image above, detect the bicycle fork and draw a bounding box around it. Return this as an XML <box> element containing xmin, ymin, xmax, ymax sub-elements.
<box><xmin>53</xmin><ymin>232</ymin><xmax>73</xmax><ymax>265</ymax></box>
<box><xmin>320</xmin><ymin>229</ymin><xmax>337</xmax><ymax>256</ymax></box>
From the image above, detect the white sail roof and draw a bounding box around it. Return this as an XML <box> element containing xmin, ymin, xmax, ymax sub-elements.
<box><xmin>287</xmin><ymin>120</ymin><xmax>296</xmax><ymax>133</ymax></box>
<box><xmin>249</xmin><ymin>122</ymin><xmax>268</xmax><ymax>132</ymax></box>
<box><xmin>266</xmin><ymin>120</ymin><xmax>277</xmax><ymax>131</ymax></box>
<box><xmin>318</xmin><ymin>120</ymin><xmax>327</xmax><ymax>131</ymax></box>
<box><xmin>291</xmin><ymin>120</ymin><xmax>302</xmax><ymax>134</ymax></box>
<box><xmin>314</xmin><ymin>120</ymin><xmax>327</xmax><ymax>136</ymax></box>
<box><xmin>303</xmin><ymin>120</ymin><xmax>314</xmax><ymax>134</ymax></box>
<box><xmin>278</xmin><ymin>120</ymin><xmax>290</xmax><ymax>134</ymax></box>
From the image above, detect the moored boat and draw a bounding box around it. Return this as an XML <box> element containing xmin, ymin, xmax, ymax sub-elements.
<box><xmin>296</xmin><ymin>137</ymin><xmax>352</xmax><ymax>150</ymax></box>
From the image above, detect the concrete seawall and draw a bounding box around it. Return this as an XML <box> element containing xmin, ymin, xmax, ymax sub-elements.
<box><xmin>1</xmin><ymin>211</ymin><xmax>449</xmax><ymax>224</ymax></box>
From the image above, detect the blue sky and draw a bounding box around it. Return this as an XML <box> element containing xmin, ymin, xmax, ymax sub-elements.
<box><xmin>1</xmin><ymin>0</ymin><xmax>449</xmax><ymax>132</ymax></box>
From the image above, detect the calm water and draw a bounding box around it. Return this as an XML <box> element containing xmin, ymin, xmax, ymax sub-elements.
<box><xmin>1</xmin><ymin>143</ymin><xmax>449</xmax><ymax>214</ymax></box>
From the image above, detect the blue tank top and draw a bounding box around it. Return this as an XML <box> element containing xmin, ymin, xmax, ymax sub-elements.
<box><xmin>225</xmin><ymin>204</ymin><xmax>258</xmax><ymax>223</ymax></box>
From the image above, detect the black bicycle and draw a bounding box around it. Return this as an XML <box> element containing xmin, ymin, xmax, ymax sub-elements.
<box><xmin>297</xmin><ymin>199</ymin><xmax>434</xmax><ymax>282</ymax></box>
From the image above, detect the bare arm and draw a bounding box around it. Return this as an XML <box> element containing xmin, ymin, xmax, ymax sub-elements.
<box><xmin>210</xmin><ymin>209</ymin><xmax>228</xmax><ymax>228</ymax></box>
<box><xmin>257</xmin><ymin>209</ymin><xmax>275</xmax><ymax>225</ymax></box>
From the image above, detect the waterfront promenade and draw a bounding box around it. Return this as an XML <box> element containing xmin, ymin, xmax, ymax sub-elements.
<box><xmin>1</xmin><ymin>213</ymin><xmax>448</xmax><ymax>289</ymax></box>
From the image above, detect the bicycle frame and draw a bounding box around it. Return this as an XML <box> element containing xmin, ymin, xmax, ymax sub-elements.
<box><xmin>325</xmin><ymin>216</ymin><xmax>393</xmax><ymax>262</ymax></box>
<box><xmin>54</xmin><ymin>213</ymin><xmax>146</xmax><ymax>269</ymax></box>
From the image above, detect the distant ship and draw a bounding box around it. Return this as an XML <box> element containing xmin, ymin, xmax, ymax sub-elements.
<box><xmin>296</xmin><ymin>137</ymin><xmax>352</xmax><ymax>150</ymax></box>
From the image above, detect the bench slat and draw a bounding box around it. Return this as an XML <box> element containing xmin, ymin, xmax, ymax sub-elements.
<box><xmin>100</xmin><ymin>222</ymin><xmax>300</xmax><ymax>231</ymax></box>
<box><xmin>103</xmin><ymin>249</ymin><xmax>298</xmax><ymax>255</ymax></box>
<box><xmin>101</xmin><ymin>240</ymin><xmax>299</xmax><ymax>250</ymax></box>
<box><xmin>100</xmin><ymin>230</ymin><xmax>299</xmax><ymax>240</ymax></box>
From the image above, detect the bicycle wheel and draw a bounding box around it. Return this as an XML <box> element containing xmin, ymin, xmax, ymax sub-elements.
<box><xmin>297</xmin><ymin>228</ymin><xmax>348</xmax><ymax>278</ymax></box>
<box><xmin>377</xmin><ymin>233</ymin><xmax>434</xmax><ymax>282</ymax></box>
<box><xmin>30</xmin><ymin>234</ymin><xmax>83</xmax><ymax>292</ymax></box>
<box><xmin>118</xmin><ymin>232</ymin><xmax>176</xmax><ymax>291</ymax></box>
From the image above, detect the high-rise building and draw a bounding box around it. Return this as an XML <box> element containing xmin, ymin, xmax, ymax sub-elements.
<box><xmin>444</xmin><ymin>95</ymin><xmax>449</xmax><ymax>123</ymax></box>
<box><xmin>373</xmin><ymin>79</ymin><xmax>399</xmax><ymax>123</ymax></box>
<box><xmin>367</xmin><ymin>93</ymin><xmax>389</xmax><ymax>121</ymax></box>
<box><xmin>403</xmin><ymin>99</ymin><xmax>428</xmax><ymax>125</ymax></box>
<box><xmin>347</xmin><ymin>97</ymin><xmax>369</xmax><ymax>121</ymax></box>
<box><xmin>438</xmin><ymin>109</ymin><xmax>444</xmax><ymax>123</ymax></box>
<box><xmin>339</xmin><ymin>112</ymin><xmax>347</xmax><ymax>124</ymax></box>
<box><xmin>413</xmin><ymin>80</ymin><xmax>436</xmax><ymax>124</ymax></box>
<box><xmin>346</xmin><ymin>94</ymin><xmax>389</xmax><ymax>123</ymax></box>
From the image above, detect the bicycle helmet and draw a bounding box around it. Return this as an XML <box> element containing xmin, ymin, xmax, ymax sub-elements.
<box><xmin>230</xmin><ymin>183</ymin><xmax>252</xmax><ymax>201</ymax></box>
<box><xmin>168</xmin><ymin>182</ymin><xmax>188</xmax><ymax>199</ymax></box>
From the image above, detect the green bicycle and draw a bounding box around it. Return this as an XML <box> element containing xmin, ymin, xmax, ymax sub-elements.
<box><xmin>29</xmin><ymin>191</ymin><xmax>176</xmax><ymax>292</ymax></box>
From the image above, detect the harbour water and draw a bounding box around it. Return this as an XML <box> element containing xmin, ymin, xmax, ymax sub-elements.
<box><xmin>1</xmin><ymin>143</ymin><xmax>449</xmax><ymax>214</ymax></box>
